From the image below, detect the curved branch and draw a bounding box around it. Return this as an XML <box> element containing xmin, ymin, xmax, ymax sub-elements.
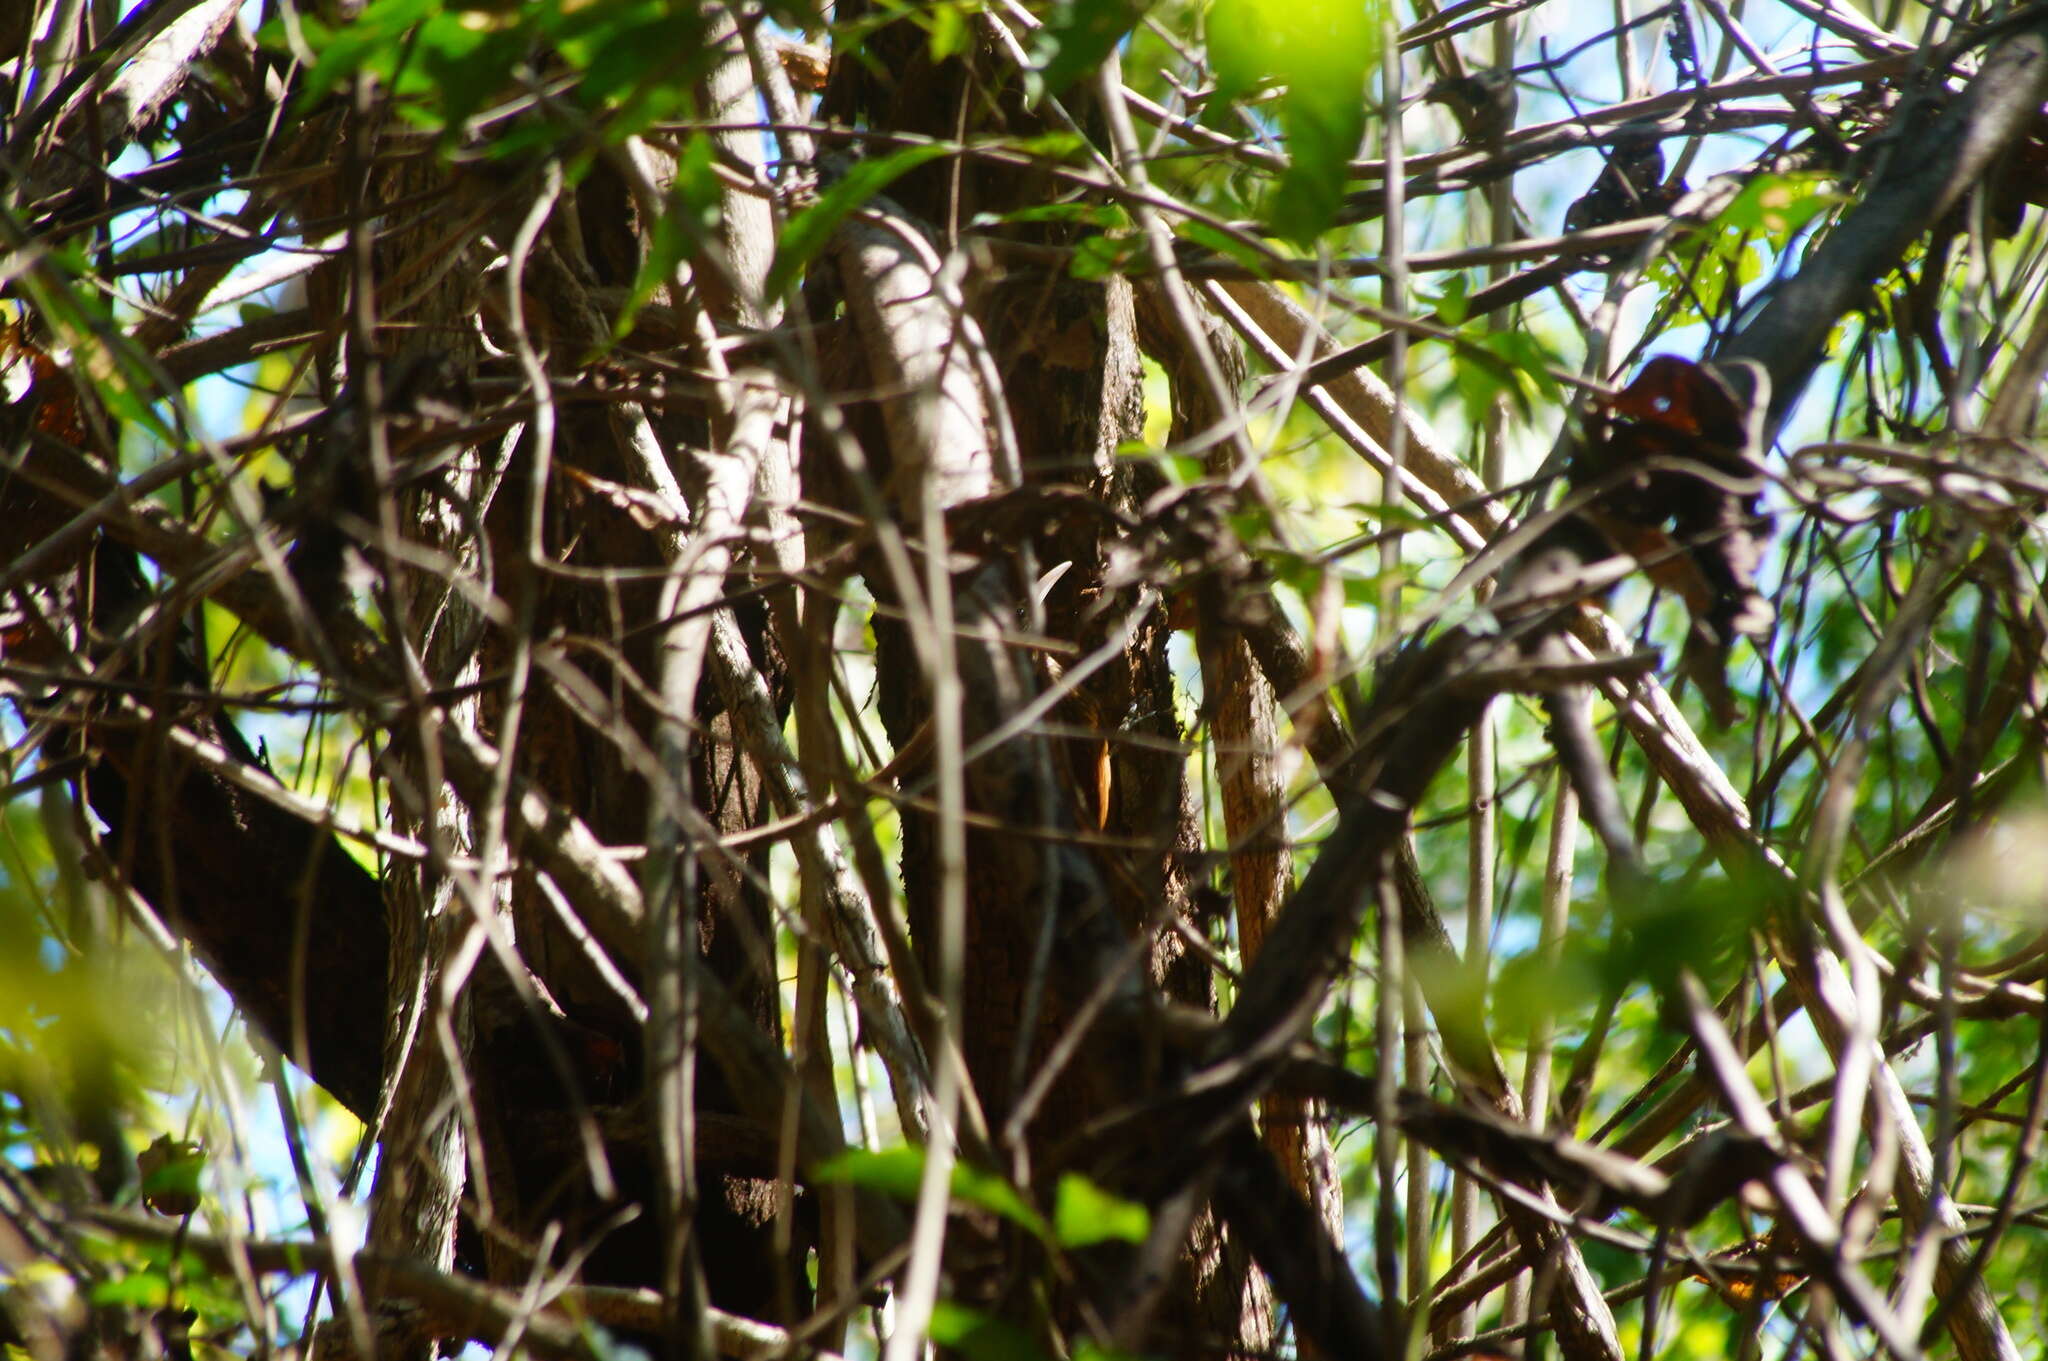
<box><xmin>1719</xmin><ymin>17</ymin><xmax>2048</xmax><ymax>427</ymax></box>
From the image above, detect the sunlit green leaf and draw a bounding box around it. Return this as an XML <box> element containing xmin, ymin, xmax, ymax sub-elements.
<box><xmin>1052</xmin><ymin>1173</ymin><xmax>1149</xmax><ymax>1246</ymax></box>
<box><xmin>615</xmin><ymin>134</ymin><xmax>722</xmax><ymax>343</ymax></box>
<box><xmin>1070</xmin><ymin>231</ymin><xmax>1137</xmax><ymax>280</ymax></box>
<box><xmin>1647</xmin><ymin>172</ymin><xmax>1839</xmax><ymax>327</ymax></box>
<box><xmin>1030</xmin><ymin>0</ymin><xmax>1147</xmax><ymax>100</ymax></box>
<box><xmin>1006</xmin><ymin>132</ymin><xmax>1089</xmax><ymax>161</ymax></box>
<box><xmin>1431</xmin><ymin>273</ymin><xmax>1471</xmax><ymax>327</ymax></box>
<box><xmin>974</xmin><ymin>202</ymin><xmax>1130</xmax><ymax>229</ymax></box>
<box><xmin>1718</xmin><ymin>171</ymin><xmax>1840</xmax><ymax>241</ymax></box>
<box><xmin>1342</xmin><ymin>501</ymin><xmax>1435</xmax><ymax>534</ymax></box>
<box><xmin>948</xmin><ymin>1162</ymin><xmax>1049</xmax><ymax>1239</ymax></box>
<box><xmin>814</xmin><ymin>1147</ymin><xmax>1050</xmax><ymax>1239</ymax></box>
<box><xmin>91</xmin><ymin>1271</ymin><xmax>171</xmax><ymax>1308</ymax></box>
<box><xmin>813</xmin><ymin>1145</ymin><xmax>924</xmax><ymax>1196</ymax></box>
<box><xmin>1209</xmin><ymin>0</ymin><xmax>1382</xmax><ymax>241</ymax></box>
<box><xmin>927</xmin><ymin>1300</ymin><xmax>1047</xmax><ymax>1361</ymax></box>
<box><xmin>1176</xmin><ymin>219</ymin><xmax>1272</xmax><ymax>279</ymax></box>
<box><xmin>558</xmin><ymin>4</ymin><xmax>707</xmax><ymax>134</ymax></box>
<box><xmin>269</xmin><ymin>0</ymin><xmax>440</xmax><ymax>115</ymax></box>
<box><xmin>1446</xmin><ymin>327</ymin><xmax>1558</xmax><ymax>424</ymax></box>
<box><xmin>928</xmin><ymin>2</ymin><xmax>971</xmax><ymax>62</ymax></box>
<box><xmin>1339</xmin><ymin>564</ymin><xmax>1402</xmax><ymax>609</ymax></box>
<box><xmin>138</xmin><ymin>1136</ymin><xmax>205</xmax><ymax>1217</ymax></box>
<box><xmin>766</xmin><ymin>144</ymin><xmax>956</xmax><ymax>297</ymax></box>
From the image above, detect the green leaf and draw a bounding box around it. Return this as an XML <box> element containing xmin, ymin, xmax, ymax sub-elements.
<box><xmin>766</xmin><ymin>144</ymin><xmax>956</xmax><ymax>297</ymax></box>
<box><xmin>270</xmin><ymin>0</ymin><xmax>538</xmax><ymax>136</ymax></box>
<box><xmin>1646</xmin><ymin>173</ymin><xmax>1839</xmax><ymax>327</ymax></box>
<box><xmin>1445</xmin><ymin>327</ymin><xmax>1560</xmax><ymax>424</ymax></box>
<box><xmin>1052</xmin><ymin>1173</ymin><xmax>1150</xmax><ymax>1246</ymax></box>
<box><xmin>1342</xmin><ymin>500</ymin><xmax>1435</xmax><ymax>534</ymax></box>
<box><xmin>485</xmin><ymin>116</ymin><xmax>571</xmax><ymax>162</ymax></box>
<box><xmin>1431</xmin><ymin>273</ymin><xmax>1471</xmax><ymax>327</ymax></box>
<box><xmin>615</xmin><ymin>134</ymin><xmax>722</xmax><ymax>343</ymax></box>
<box><xmin>1646</xmin><ymin>232</ymin><xmax>1742</xmax><ymax>328</ymax></box>
<box><xmin>1477</xmin><ymin>329</ymin><xmax>1562</xmax><ymax>407</ymax></box>
<box><xmin>1030</xmin><ymin>0</ymin><xmax>1148</xmax><ymax>100</ymax></box>
<box><xmin>1339</xmin><ymin>564</ymin><xmax>1401</xmax><ymax>609</ymax></box>
<box><xmin>1265</xmin><ymin>87</ymin><xmax>1366</xmax><ymax>243</ymax></box>
<box><xmin>1069</xmin><ymin>231</ymin><xmax>1137</xmax><ymax>280</ymax></box>
<box><xmin>410</xmin><ymin>9</ymin><xmax>527</xmax><ymax>136</ymax></box>
<box><xmin>1176</xmin><ymin>218</ymin><xmax>1272</xmax><ymax>279</ymax></box>
<box><xmin>138</xmin><ymin>1135</ymin><xmax>205</xmax><ymax>1216</ymax></box>
<box><xmin>1717</xmin><ymin>171</ymin><xmax>1840</xmax><ymax>242</ymax></box>
<box><xmin>1604</xmin><ymin>869</ymin><xmax>1770</xmax><ymax>999</ymax></box>
<box><xmin>557</xmin><ymin>4</ymin><xmax>708</xmax><ymax>135</ymax></box>
<box><xmin>544</xmin><ymin>0</ymin><xmax>665</xmax><ymax>65</ymax></box>
<box><xmin>272</xmin><ymin>0</ymin><xmax>440</xmax><ymax>115</ymax></box>
<box><xmin>1006</xmin><ymin>132</ymin><xmax>1089</xmax><ymax>162</ymax></box>
<box><xmin>91</xmin><ymin>1271</ymin><xmax>170</xmax><ymax>1308</ymax></box>
<box><xmin>1262</xmin><ymin>547</ymin><xmax>1324</xmax><ymax>604</ymax></box>
<box><xmin>1492</xmin><ymin>943</ymin><xmax>1600</xmax><ymax>1037</ymax></box>
<box><xmin>928</xmin><ymin>2</ymin><xmax>970</xmax><ymax>61</ymax></box>
<box><xmin>814</xmin><ymin>1147</ymin><xmax>1050</xmax><ymax>1240</ymax></box>
<box><xmin>814</xmin><ymin>1144</ymin><xmax>925</xmax><ymax>1196</ymax></box>
<box><xmin>1446</xmin><ymin>336</ymin><xmax>1521</xmax><ymax>422</ymax></box>
<box><xmin>12</xmin><ymin>245</ymin><xmax>170</xmax><ymax>440</ymax></box>
<box><xmin>271</xmin><ymin>0</ymin><xmax>717</xmax><ymax>144</ymax></box>
<box><xmin>1119</xmin><ymin>441</ymin><xmax>1201</xmax><ymax>484</ymax></box>
<box><xmin>1209</xmin><ymin>0</ymin><xmax>1383</xmax><ymax>242</ymax></box>
<box><xmin>926</xmin><ymin>1301</ymin><xmax>1048</xmax><ymax>1361</ymax></box>
<box><xmin>1227</xmin><ymin>504</ymin><xmax>1272</xmax><ymax>546</ymax></box>
<box><xmin>950</xmin><ymin>1162</ymin><xmax>1050</xmax><ymax>1239</ymax></box>
<box><xmin>973</xmin><ymin>201</ymin><xmax>1129</xmax><ymax>229</ymax></box>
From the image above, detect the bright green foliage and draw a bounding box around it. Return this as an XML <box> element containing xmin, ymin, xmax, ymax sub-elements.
<box><xmin>766</xmin><ymin>143</ymin><xmax>958</xmax><ymax>297</ymax></box>
<box><xmin>1029</xmin><ymin>0</ymin><xmax>1150</xmax><ymax>99</ymax></box>
<box><xmin>926</xmin><ymin>1300</ymin><xmax>1047</xmax><ymax>1361</ymax></box>
<box><xmin>1069</xmin><ymin>229</ymin><xmax>1139</xmax><ymax>279</ymax></box>
<box><xmin>1448</xmin><ymin>326</ymin><xmax>1563</xmax><ymax>424</ymax></box>
<box><xmin>1207</xmin><ymin>0</ymin><xmax>1383</xmax><ymax>242</ymax></box>
<box><xmin>616</xmin><ymin>132</ymin><xmax>724</xmax><ymax>341</ymax></box>
<box><xmin>813</xmin><ymin>1152</ymin><xmax>1147</xmax><ymax>1252</ymax></box>
<box><xmin>1648</xmin><ymin>172</ymin><xmax>1841</xmax><ymax>329</ymax></box>
<box><xmin>816</xmin><ymin>1145</ymin><xmax>1052</xmax><ymax>1241</ymax></box>
<box><xmin>269</xmin><ymin>0</ymin><xmax>750</xmax><ymax>144</ymax></box>
<box><xmin>1051</xmin><ymin>1172</ymin><xmax>1149</xmax><ymax>1246</ymax></box>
